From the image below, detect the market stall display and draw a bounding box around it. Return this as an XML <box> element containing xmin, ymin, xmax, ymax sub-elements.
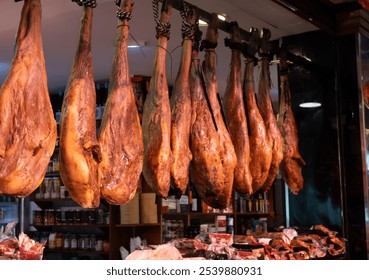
<box><xmin>0</xmin><ymin>223</ymin><xmax>45</xmax><ymax>260</ymax></box>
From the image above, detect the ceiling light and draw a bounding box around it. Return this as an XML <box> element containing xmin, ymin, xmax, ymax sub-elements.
<box><xmin>217</xmin><ymin>13</ymin><xmax>227</xmax><ymax>21</ymax></box>
<box><xmin>198</xmin><ymin>19</ymin><xmax>208</xmax><ymax>26</ymax></box>
<box><xmin>128</xmin><ymin>40</ymin><xmax>146</xmax><ymax>48</ymax></box>
<box><xmin>299</xmin><ymin>102</ymin><xmax>321</xmax><ymax>108</ymax></box>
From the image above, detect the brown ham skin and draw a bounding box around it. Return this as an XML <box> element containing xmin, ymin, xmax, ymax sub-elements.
<box><xmin>0</xmin><ymin>0</ymin><xmax>57</xmax><ymax>197</ymax></box>
<box><xmin>189</xmin><ymin>49</ymin><xmax>225</xmax><ymax>209</ymax></box>
<box><xmin>257</xmin><ymin>57</ymin><xmax>283</xmax><ymax>192</ymax></box>
<box><xmin>142</xmin><ymin>5</ymin><xmax>172</xmax><ymax>198</ymax></box>
<box><xmin>278</xmin><ymin>60</ymin><xmax>305</xmax><ymax>194</ymax></box>
<box><xmin>169</xmin><ymin>9</ymin><xmax>196</xmax><ymax>196</ymax></box>
<box><xmin>244</xmin><ymin>58</ymin><xmax>272</xmax><ymax>193</ymax></box>
<box><xmin>222</xmin><ymin>24</ymin><xmax>252</xmax><ymax>195</ymax></box>
<box><xmin>199</xmin><ymin>15</ymin><xmax>237</xmax><ymax>209</ymax></box>
<box><xmin>98</xmin><ymin>0</ymin><xmax>143</xmax><ymax>205</ymax></box>
<box><xmin>59</xmin><ymin>7</ymin><xmax>102</xmax><ymax>208</ymax></box>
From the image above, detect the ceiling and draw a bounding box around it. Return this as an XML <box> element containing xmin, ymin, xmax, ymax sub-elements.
<box><xmin>0</xmin><ymin>0</ymin><xmax>320</xmax><ymax>96</ymax></box>
<box><xmin>0</xmin><ymin>0</ymin><xmax>360</xmax><ymax>97</ymax></box>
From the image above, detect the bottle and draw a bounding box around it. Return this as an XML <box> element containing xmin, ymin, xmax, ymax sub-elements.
<box><xmin>227</xmin><ymin>217</ymin><xmax>235</xmax><ymax>235</ymax></box>
<box><xmin>56</xmin><ymin>233</ymin><xmax>63</xmax><ymax>249</ymax></box>
<box><xmin>70</xmin><ymin>234</ymin><xmax>78</xmax><ymax>249</ymax></box>
<box><xmin>259</xmin><ymin>194</ymin><xmax>264</xmax><ymax>212</ymax></box>
<box><xmin>63</xmin><ymin>234</ymin><xmax>70</xmax><ymax>249</ymax></box>
<box><xmin>48</xmin><ymin>232</ymin><xmax>56</xmax><ymax>249</ymax></box>
<box><xmin>191</xmin><ymin>185</ymin><xmax>202</xmax><ymax>212</ymax></box>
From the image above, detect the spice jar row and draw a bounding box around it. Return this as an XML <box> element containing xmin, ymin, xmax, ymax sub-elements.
<box><xmin>32</xmin><ymin>208</ymin><xmax>109</xmax><ymax>225</ymax></box>
<box><xmin>31</xmin><ymin>231</ymin><xmax>109</xmax><ymax>252</ymax></box>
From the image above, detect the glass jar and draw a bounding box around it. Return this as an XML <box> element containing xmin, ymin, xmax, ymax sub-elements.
<box><xmin>63</xmin><ymin>234</ymin><xmax>70</xmax><ymax>249</ymax></box>
<box><xmin>55</xmin><ymin>233</ymin><xmax>63</xmax><ymax>249</ymax></box>
<box><xmin>103</xmin><ymin>241</ymin><xmax>109</xmax><ymax>252</ymax></box>
<box><xmin>89</xmin><ymin>235</ymin><xmax>96</xmax><ymax>251</ymax></box>
<box><xmin>78</xmin><ymin>234</ymin><xmax>85</xmax><ymax>250</ymax></box>
<box><xmin>33</xmin><ymin>210</ymin><xmax>43</xmax><ymax>225</ymax></box>
<box><xmin>70</xmin><ymin>234</ymin><xmax>78</xmax><ymax>249</ymax></box>
<box><xmin>48</xmin><ymin>232</ymin><xmax>56</xmax><ymax>249</ymax></box>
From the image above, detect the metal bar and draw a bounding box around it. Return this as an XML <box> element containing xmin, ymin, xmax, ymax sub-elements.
<box><xmin>159</xmin><ymin>0</ymin><xmax>252</xmax><ymax>41</ymax></box>
<box><xmin>19</xmin><ymin>197</ymin><xmax>24</xmax><ymax>233</ymax></box>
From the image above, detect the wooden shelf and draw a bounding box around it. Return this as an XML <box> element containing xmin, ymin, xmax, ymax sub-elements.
<box><xmin>44</xmin><ymin>248</ymin><xmax>109</xmax><ymax>255</ymax></box>
<box><xmin>44</xmin><ymin>172</ymin><xmax>61</xmax><ymax>177</ymax></box>
<box><xmin>30</xmin><ymin>224</ymin><xmax>109</xmax><ymax>228</ymax></box>
<box><xmin>115</xmin><ymin>223</ymin><xmax>161</xmax><ymax>228</ymax></box>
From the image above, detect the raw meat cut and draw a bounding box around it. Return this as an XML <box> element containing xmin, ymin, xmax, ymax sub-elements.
<box><xmin>256</xmin><ymin>29</ymin><xmax>283</xmax><ymax>192</ymax></box>
<box><xmin>243</xmin><ymin>29</ymin><xmax>272</xmax><ymax>193</ymax></box>
<box><xmin>169</xmin><ymin>5</ymin><xmax>196</xmax><ymax>196</ymax></box>
<box><xmin>278</xmin><ymin>53</ymin><xmax>305</xmax><ymax>194</ymax></box>
<box><xmin>98</xmin><ymin>0</ymin><xmax>143</xmax><ymax>205</ymax></box>
<box><xmin>59</xmin><ymin>5</ymin><xmax>101</xmax><ymax>208</ymax></box>
<box><xmin>142</xmin><ymin>0</ymin><xmax>172</xmax><ymax>198</ymax></box>
<box><xmin>0</xmin><ymin>0</ymin><xmax>57</xmax><ymax>197</ymax></box>
<box><xmin>190</xmin><ymin>15</ymin><xmax>236</xmax><ymax>209</ymax></box>
<box><xmin>222</xmin><ymin>22</ymin><xmax>252</xmax><ymax>195</ymax></box>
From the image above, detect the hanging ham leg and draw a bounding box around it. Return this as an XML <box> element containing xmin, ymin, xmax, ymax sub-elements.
<box><xmin>142</xmin><ymin>1</ymin><xmax>172</xmax><ymax>198</ymax></box>
<box><xmin>195</xmin><ymin>14</ymin><xmax>237</xmax><ymax>209</ymax></box>
<box><xmin>189</xmin><ymin>41</ymin><xmax>226</xmax><ymax>210</ymax></box>
<box><xmin>98</xmin><ymin>0</ymin><xmax>143</xmax><ymax>205</ymax></box>
<box><xmin>278</xmin><ymin>53</ymin><xmax>305</xmax><ymax>194</ymax></box>
<box><xmin>243</xmin><ymin>29</ymin><xmax>272</xmax><ymax>193</ymax></box>
<box><xmin>0</xmin><ymin>0</ymin><xmax>57</xmax><ymax>197</ymax></box>
<box><xmin>170</xmin><ymin>6</ymin><xmax>196</xmax><ymax>196</ymax></box>
<box><xmin>59</xmin><ymin>5</ymin><xmax>101</xmax><ymax>208</ymax></box>
<box><xmin>257</xmin><ymin>29</ymin><xmax>283</xmax><ymax>192</ymax></box>
<box><xmin>222</xmin><ymin>22</ymin><xmax>252</xmax><ymax>195</ymax></box>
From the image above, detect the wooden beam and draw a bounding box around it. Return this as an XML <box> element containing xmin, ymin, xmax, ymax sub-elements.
<box><xmin>158</xmin><ymin>0</ymin><xmax>252</xmax><ymax>41</ymax></box>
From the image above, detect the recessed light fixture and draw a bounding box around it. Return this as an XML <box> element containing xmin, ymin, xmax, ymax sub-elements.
<box><xmin>299</xmin><ymin>102</ymin><xmax>322</xmax><ymax>108</ymax></box>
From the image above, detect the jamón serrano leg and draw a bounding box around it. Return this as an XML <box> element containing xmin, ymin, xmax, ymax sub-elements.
<box><xmin>59</xmin><ymin>3</ymin><xmax>102</xmax><ymax>208</ymax></box>
<box><xmin>222</xmin><ymin>22</ymin><xmax>252</xmax><ymax>195</ymax></box>
<box><xmin>189</xmin><ymin>28</ymin><xmax>226</xmax><ymax>209</ymax></box>
<box><xmin>0</xmin><ymin>0</ymin><xmax>57</xmax><ymax>197</ymax></box>
<box><xmin>256</xmin><ymin>29</ymin><xmax>283</xmax><ymax>192</ymax></box>
<box><xmin>170</xmin><ymin>6</ymin><xmax>196</xmax><ymax>196</ymax></box>
<box><xmin>98</xmin><ymin>0</ymin><xmax>144</xmax><ymax>205</ymax></box>
<box><xmin>196</xmin><ymin>14</ymin><xmax>237</xmax><ymax>209</ymax></box>
<box><xmin>142</xmin><ymin>0</ymin><xmax>172</xmax><ymax>198</ymax></box>
<box><xmin>243</xmin><ymin>29</ymin><xmax>272</xmax><ymax>193</ymax></box>
<box><xmin>278</xmin><ymin>53</ymin><xmax>305</xmax><ymax>194</ymax></box>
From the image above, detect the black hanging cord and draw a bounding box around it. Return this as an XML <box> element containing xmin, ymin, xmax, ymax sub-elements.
<box><xmin>71</xmin><ymin>0</ymin><xmax>97</xmax><ymax>8</ymax></box>
<box><xmin>152</xmin><ymin>0</ymin><xmax>171</xmax><ymax>40</ymax></box>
